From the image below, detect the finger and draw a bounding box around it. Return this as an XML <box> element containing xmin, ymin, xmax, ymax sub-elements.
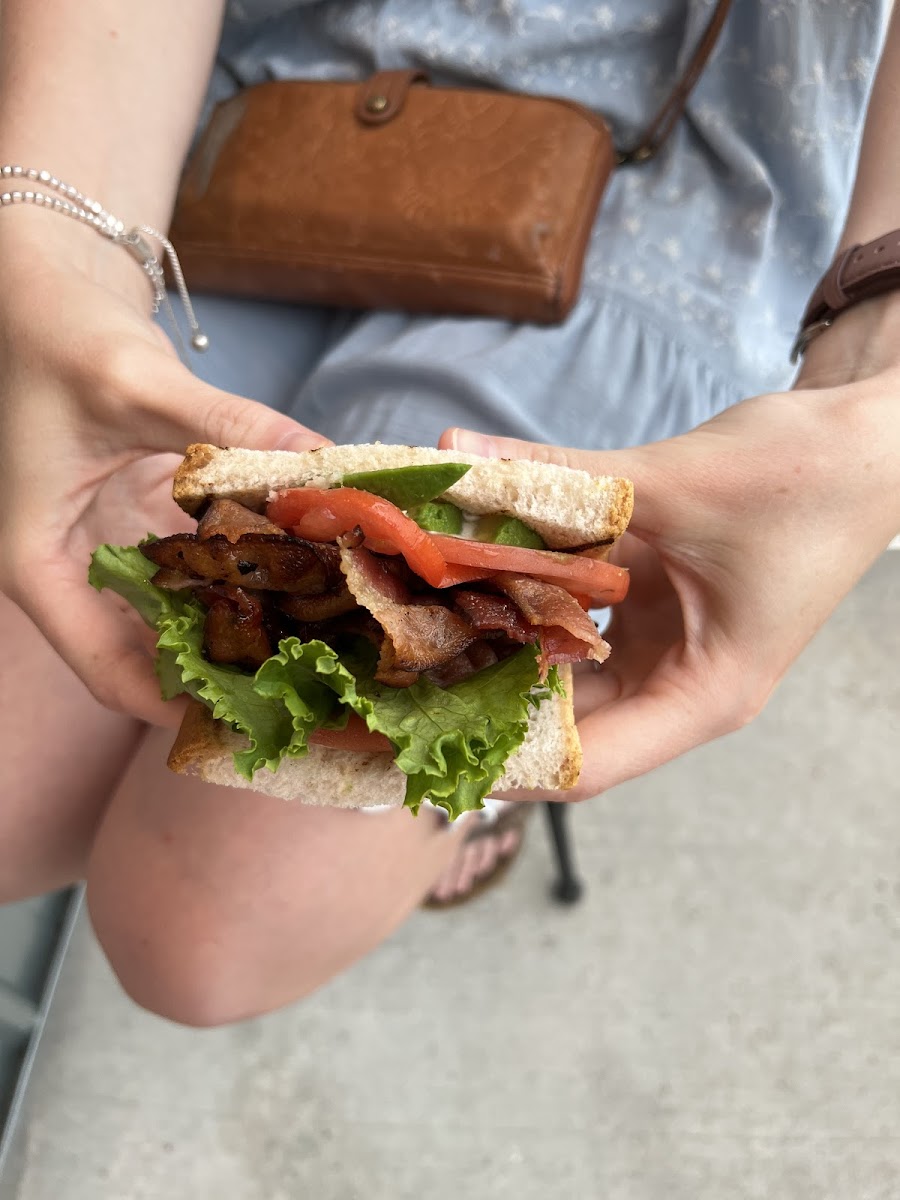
<box><xmin>534</xmin><ymin>658</ymin><xmax>734</xmax><ymax>803</ymax></box>
<box><xmin>22</xmin><ymin>574</ymin><xmax>187</xmax><ymax>729</ymax></box>
<box><xmin>123</xmin><ymin>353</ymin><xmax>333</xmax><ymax>456</ymax></box>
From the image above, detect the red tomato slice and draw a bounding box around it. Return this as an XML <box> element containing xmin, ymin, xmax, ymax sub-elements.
<box><xmin>267</xmin><ymin>487</ymin><xmax>448</xmax><ymax>586</ymax></box>
<box><xmin>434</xmin><ymin>563</ymin><xmax>495</xmax><ymax>586</ymax></box>
<box><xmin>429</xmin><ymin>534</ymin><xmax>630</xmax><ymax>605</ymax></box>
<box><xmin>309</xmin><ymin>715</ymin><xmax>393</xmax><ymax>753</ymax></box>
<box><xmin>266</xmin><ymin>487</ymin><xmax>628</xmax><ymax>603</ymax></box>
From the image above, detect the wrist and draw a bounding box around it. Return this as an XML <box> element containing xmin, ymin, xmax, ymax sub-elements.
<box><xmin>798</xmin><ymin>368</ymin><xmax>900</xmax><ymax>536</ymax></box>
<box><xmin>794</xmin><ymin>289</ymin><xmax>900</xmax><ymax>390</ymax></box>
<box><xmin>0</xmin><ymin>202</ymin><xmax>152</xmax><ymax>312</ymax></box>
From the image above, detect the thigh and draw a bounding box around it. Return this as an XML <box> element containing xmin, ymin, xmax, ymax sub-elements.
<box><xmin>0</xmin><ymin>591</ymin><xmax>142</xmax><ymax>901</ymax></box>
<box><xmin>86</xmin><ymin>726</ymin><xmax>458</xmax><ymax>1027</ymax></box>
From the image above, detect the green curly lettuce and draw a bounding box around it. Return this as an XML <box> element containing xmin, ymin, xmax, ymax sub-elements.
<box><xmin>257</xmin><ymin>636</ymin><xmax>561</xmax><ymax>817</ymax></box>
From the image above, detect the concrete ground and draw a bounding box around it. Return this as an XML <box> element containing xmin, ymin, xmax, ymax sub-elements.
<box><xmin>6</xmin><ymin>552</ymin><xmax>900</xmax><ymax>1200</ymax></box>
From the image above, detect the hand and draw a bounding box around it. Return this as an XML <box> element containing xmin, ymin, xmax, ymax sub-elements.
<box><xmin>0</xmin><ymin>215</ymin><xmax>329</xmax><ymax>726</ymax></box>
<box><xmin>440</xmin><ymin>371</ymin><xmax>900</xmax><ymax>799</ymax></box>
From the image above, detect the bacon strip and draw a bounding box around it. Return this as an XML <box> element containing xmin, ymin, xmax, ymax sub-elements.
<box><xmin>277</xmin><ymin>588</ymin><xmax>359</xmax><ymax>622</ymax></box>
<box><xmin>490</xmin><ymin>575</ymin><xmax>610</xmax><ymax>666</ymax></box>
<box><xmin>198</xmin><ymin>585</ymin><xmax>272</xmax><ymax>669</ymax></box>
<box><xmin>197</xmin><ymin>498</ymin><xmax>284</xmax><ymax>541</ymax></box>
<box><xmin>141</xmin><ymin>533</ymin><xmax>343</xmax><ymax>594</ymax></box>
<box><xmin>454</xmin><ymin>591</ymin><xmax>537</xmax><ymax>644</ymax></box>
<box><xmin>456</xmin><ymin>578</ymin><xmax>609</xmax><ymax>676</ymax></box>
<box><xmin>424</xmin><ymin>640</ymin><xmax>501</xmax><ymax>688</ymax></box>
<box><xmin>338</xmin><ymin>542</ymin><xmax>476</xmax><ymax>676</ymax></box>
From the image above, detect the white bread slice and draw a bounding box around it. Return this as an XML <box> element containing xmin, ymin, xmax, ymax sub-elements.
<box><xmin>174</xmin><ymin>443</ymin><xmax>633</xmax><ymax>550</ymax></box>
<box><xmin>168</xmin><ymin>665</ymin><xmax>582</xmax><ymax>807</ymax></box>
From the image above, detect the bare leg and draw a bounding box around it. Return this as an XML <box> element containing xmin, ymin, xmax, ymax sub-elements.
<box><xmin>0</xmin><ymin>589</ymin><xmax>525</xmax><ymax>1024</ymax></box>
<box><xmin>86</xmin><ymin>726</ymin><xmax>467</xmax><ymax>1027</ymax></box>
<box><xmin>0</xmin><ymin>591</ymin><xmax>142</xmax><ymax>901</ymax></box>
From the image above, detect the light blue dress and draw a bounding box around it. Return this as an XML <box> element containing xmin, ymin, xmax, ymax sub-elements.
<box><xmin>189</xmin><ymin>0</ymin><xmax>890</xmax><ymax>451</ymax></box>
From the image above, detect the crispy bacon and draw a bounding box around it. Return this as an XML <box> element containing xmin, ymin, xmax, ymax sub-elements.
<box><xmin>197</xmin><ymin>585</ymin><xmax>272</xmax><ymax>668</ymax></box>
<box><xmin>454</xmin><ymin>591</ymin><xmax>537</xmax><ymax>644</ymax></box>
<box><xmin>141</xmin><ymin>533</ymin><xmax>343</xmax><ymax>594</ymax></box>
<box><xmin>277</xmin><ymin>609</ymin><xmax>384</xmax><ymax>651</ymax></box>
<box><xmin>338</xmin><ymin>542</ymin><xmax>476</xmax><ymax>676</ymax></box>
<box><xmin>491</xmin><ymin>574</ymin><xmax>610</xmax><ymax>666</ymax></box>
<box><xmin>375</xmin><ymin>639</ymin><xmax>420</xmax><ymax>688</ymax></box>
<box><xmin>455</xmin><ymin>579</ymin><xmax>609</xmax><ymax>676</ymax></box>
<box><xmin>277</xmin><ymin>587</ymin><xmax>359</xmax><ymax>622</ymax></box>
<box><xmin>168</xmin><ymin>493</ymin><xmax>617</xmax><ymax>690</ymax></box>
<box><xmin>425</xmin><ymin>640</ymin><xmax>501</xmax><ymax>688</ymax></box>
<box><xmin>150</xmin><ymin>567</ymin><xmax>207</xmax><ymax>591</ymax></box>
<box><xmin>197</xmin><ymin>498</ymin><xmax>284</xmax><ymax>541</ymax></box>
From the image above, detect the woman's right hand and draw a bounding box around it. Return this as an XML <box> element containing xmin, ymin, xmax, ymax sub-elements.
<box><xmin>0</xmin><ymin>212</ymin><xmax>328</xmax><ymax>726</ymax></box>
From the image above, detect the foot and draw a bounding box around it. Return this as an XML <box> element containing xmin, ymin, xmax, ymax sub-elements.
<box><xmin>424</xmin><ymin>803</ymin><xmax>528</xmax><ymax>908</ymax></box>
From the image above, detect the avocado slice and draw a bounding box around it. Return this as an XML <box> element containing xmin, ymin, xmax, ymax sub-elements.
<box><xmin>407</xmin><ymin>499</ymin><xmax>464</xmax><ymax>535</ymax></box>
<box><xmin>473</xmin><ymin>514</ymin><xmax>546</xmax><ymax>549</ymax></box>
<box><xmin>340</xmin><ymin>463</ymin><xmax>471</xmax><ymax>509</ymax></box>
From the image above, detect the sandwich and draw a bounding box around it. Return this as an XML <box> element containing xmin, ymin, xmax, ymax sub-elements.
<box><xmin>89</xmin><ymin>443</ymin><xmax>633</xmax><ymax>819</ymax></box>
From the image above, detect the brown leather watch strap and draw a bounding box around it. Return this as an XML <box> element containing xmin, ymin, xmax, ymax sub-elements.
<box><xmin>619</xmin><ymin>0</ymin><xmax>732</xmax><ymax>164</ymax></box>
<box><xmin>791</xmin><ymin>229</ymin><xmax>900</xmax><ymax>362</ymax></box>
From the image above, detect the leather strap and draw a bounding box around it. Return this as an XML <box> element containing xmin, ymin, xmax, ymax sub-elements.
<box><xmin>356</xmin><ymin>70</ymin><xmax>427</xmax><ymax>126</ymax></box>
<box><xmin>791</xmin><ymin>229</ymin><xmax>900</xmax><ymax>361</ymax></box>
<box><xmin>355</xmin><ymin>4</ymin><xmax>732</xmax><ymax>155</ymax></box>
<box><xmin>619</xmin><ymin>0</ymin><xmax>733</xmax><ymax>164</ymax></box>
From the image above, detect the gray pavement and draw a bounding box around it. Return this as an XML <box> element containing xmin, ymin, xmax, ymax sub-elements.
<box><xmin>8</xmin><ymin>552</ymin><xmax>900</xmax><ymax>1200</ymax></box>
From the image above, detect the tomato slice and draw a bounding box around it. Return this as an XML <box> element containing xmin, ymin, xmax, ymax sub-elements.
<box><xmin>267</xmin><ymin>487</ymin><xmax>448</xmax><ymax>586</ymax></box>
<box><xmin>309</xmin><ymin>715</ymin><xmax>393</xmax><ymax>754</ymax></box>
<box><xmin>434</xmin><ymin>563</ymin><xmax>495</xmax><ymax>586</ymax></box>
<box><xmin>428</xmin><ymin>534</ymin><xmax>630</xmax><ymax>605</ymax></box>
<box><xmin>266</xmin><ymin>486</ymin><xmax>629</xmax><ymax>604</ymax></box>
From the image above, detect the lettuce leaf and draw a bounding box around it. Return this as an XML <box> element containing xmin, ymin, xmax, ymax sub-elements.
<box><xmin>258</xmin><ymin>637</ymin><xmax>558</xmax><ymax>817</ymax></box>
<box><xmin>90</xmin><ymin>542</ymin><xmax>562</xmax><ymax>818</ymax></box>
<box><xmin>88</xmin><ymin>540</ymin><xmax>178</xmax><ymax>629</ymax></box>
<box><xmin>156</xmin><ymin>614</ymin><xmax>348</xmax><ymax>779</ymax></box>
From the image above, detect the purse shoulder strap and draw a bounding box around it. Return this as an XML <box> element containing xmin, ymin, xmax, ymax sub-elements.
<box><xmin>618</xmin><ymin>0</ymin><xmax>732</xmax><ymax>165</ymax></box>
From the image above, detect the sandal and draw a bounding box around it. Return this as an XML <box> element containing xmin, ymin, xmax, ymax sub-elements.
<box><xmin>422</xmin><ymin>802</ymin><xmax>531</xmax><ymax>910</ymax></box>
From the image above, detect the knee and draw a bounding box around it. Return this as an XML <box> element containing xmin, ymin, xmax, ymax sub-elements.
<box><xmin>86</xmin><ymin>885</ymin><xmax>306</xmax><ymax>1029</ymax></box>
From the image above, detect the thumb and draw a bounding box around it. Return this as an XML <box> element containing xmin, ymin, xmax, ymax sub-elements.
<box><xmin>134</xmin><ymin>354</ymin><xmax>332</xmax><ymax>454</ymax></box>
<box><xmin>439</xmin><ymin>426</ymin><xmax>675</xmax><ymax>540</ymax></box>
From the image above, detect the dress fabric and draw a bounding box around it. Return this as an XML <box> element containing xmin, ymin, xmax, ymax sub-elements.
<box><xmin>189</xmin><ymin>0</ymin><xmax>890</xmax><ymax>450</ymax></box>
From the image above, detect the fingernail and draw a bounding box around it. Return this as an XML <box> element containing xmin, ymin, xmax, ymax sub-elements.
<box><xmin>274</xmin><ymin>429</ymin><xmax>334</xmax><ymax>452</ymax></box>
<box><xmin>446</xmin><ymin>427</ymin><xmax>497</xmax><ymax>457</ymax></box>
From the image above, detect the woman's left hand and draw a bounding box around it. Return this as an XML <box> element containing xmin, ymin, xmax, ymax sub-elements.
<box><xmin>440</xmin><ymin>363</ymin><xmax>900</xmax><ymax>800</ymax></box>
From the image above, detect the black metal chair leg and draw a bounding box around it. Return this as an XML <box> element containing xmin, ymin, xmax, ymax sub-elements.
<box><xmin>543</xmin><ymin>802</ymin><xmax>584</xmax><ymax>905</ymax></box>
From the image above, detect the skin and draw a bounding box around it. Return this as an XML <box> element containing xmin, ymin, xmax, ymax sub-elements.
<box><xmin>1</xmin><ymin>3</ymin><xmax>899</xmax><ymax>1025</ymax></box>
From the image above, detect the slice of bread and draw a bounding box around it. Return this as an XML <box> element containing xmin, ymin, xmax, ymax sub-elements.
<box><xmin>168</xmin><ymin>665</ymin><xmax>582</xmax><ymax>807</ymax></box>
<box><xmin>174</xmin><ymin>443</ymin><xmax>633</xmax><ymax>550</ymax></box>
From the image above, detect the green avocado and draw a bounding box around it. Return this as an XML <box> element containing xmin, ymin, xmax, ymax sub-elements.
<box><xmin>340</xmin><ymin>463</ymin><xmax>471</xmax><ymax>509</ymax></box>
<box><xmin>407</xmin><ymin>499</ymin><xmax>464</xmax><ymax>535</ymax></box>
<box><xmin>473</xmin><ymin>513</ymin><xmax>546</xmax><ymax>550</ymax></box>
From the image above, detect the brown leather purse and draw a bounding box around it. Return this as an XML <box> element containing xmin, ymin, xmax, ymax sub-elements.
<box><xmin>171</xmin><ymin>1</ymin><xmax>730</xmax><ymax>325</ymax></box>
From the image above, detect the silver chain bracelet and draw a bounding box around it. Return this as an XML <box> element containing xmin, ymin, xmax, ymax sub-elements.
<box><xmin>0</xmin><ymin>164</ymin><xmax>209</xmax><ymax>361</ymax></box>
